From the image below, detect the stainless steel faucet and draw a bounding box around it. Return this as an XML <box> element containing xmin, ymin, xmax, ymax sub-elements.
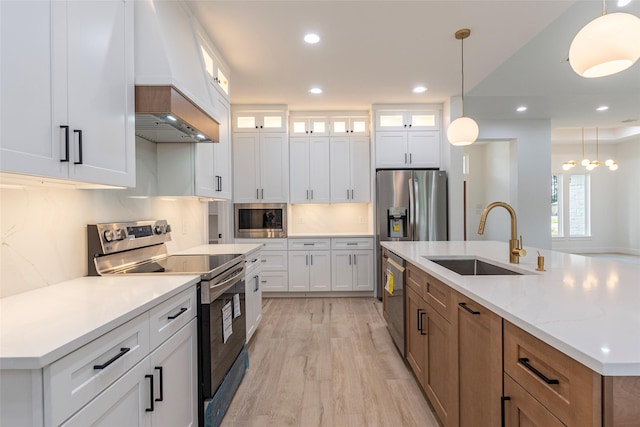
<box><xmin>477</xmin><ymin>201</ymin><xmax>526</xmax><ymax>264</ymax></box>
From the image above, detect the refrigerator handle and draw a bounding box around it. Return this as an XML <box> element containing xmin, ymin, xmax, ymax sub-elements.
<box><xmin>408</xmin><ymin>178</ymin><xmax>415</xmax><ymax>240</ymax></box>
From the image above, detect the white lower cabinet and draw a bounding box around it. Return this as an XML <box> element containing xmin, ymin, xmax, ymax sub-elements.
<box><xmin>10</xmin><ymin>286</ymin><xmax>199</xmax><ymax>427</ymax></box>
<box><xmin>331</xmin><ymin>250</ymin><xmax>373</xmax><ymax>291</ymax></box>
<box><xmin>62</xmin><ymin>319</ymin><xmax>197</xmax><ymax>427</ymax></box>
<box><xmin>244</xmin><ymin>253</ymin><xmax>263</xmax><ymax>342</ymax></box>
<box><xmin>235</xmin><ymin>239</ymin><xmax>288</xmax><ymax>292</ymax></box>
<box><xmin>288</xmin><ymin>250</ymin><xmax>331</xmax><ymax>292</ymax></box>
<box><xmin>330</xmin><ymin>238</ymin><xmax>374</xmax><ymax>291</ymax></box>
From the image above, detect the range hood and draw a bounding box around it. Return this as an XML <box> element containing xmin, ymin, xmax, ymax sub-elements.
<box><xmin>135</xmin><ymin>85</ymin><xmax>219</xmax><ymax>143</ymax></box>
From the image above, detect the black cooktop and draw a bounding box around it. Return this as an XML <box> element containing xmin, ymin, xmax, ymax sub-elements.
<box><xmin>116</xmin><ymin>254</ymin><xmax>243</xmax><ymax>280</ymax></box>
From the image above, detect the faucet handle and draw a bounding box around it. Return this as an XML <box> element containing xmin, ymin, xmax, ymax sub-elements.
<box><xmin>514</xmin><ymin>235</ymin><xmax>527</xmax><ymax>257</ymax></box>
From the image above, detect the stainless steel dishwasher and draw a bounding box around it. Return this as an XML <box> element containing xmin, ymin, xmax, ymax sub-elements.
<box><xmin>385</xmin><ymin>250</ymin><xmax>406</xmax><ymax>357</ymax></box>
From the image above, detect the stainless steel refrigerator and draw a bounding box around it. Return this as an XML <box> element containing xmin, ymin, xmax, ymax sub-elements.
<box><xmin>376</xmin><ymin>170</ymin><xmax>448</xmax><ymax>297</ymax></box>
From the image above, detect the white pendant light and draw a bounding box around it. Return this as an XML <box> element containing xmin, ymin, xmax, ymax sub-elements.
<box><xmin>447</xmin><ymin>29</ymin><xmax>479</xmax><ymax>146</ymax></box>
<box><xmin>569</xmin><ymin>0</ymin><xmax>640</xmax><ymax>78</ymax></box>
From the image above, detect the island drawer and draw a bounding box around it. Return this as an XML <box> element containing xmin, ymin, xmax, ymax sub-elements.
<box><xmin>407</xmin><ymin>263</ymin><xmax>426</xmax><ymax>296</ymax></box>
<box><xmin>288</xmin><ymin>238</ymin><xmax>331</xmax><ymax>250</ymax></box>
<box><xmin>331</xmin><ymin>237</ymin><xmax>373</xmax><ymax>250</ymax></box>
<box><xmin>503</xmin><ymin>321</ymin><xmax>601</xmax><ymax>426</ymax></box>
<box><xmin>424</xmin><ymin>273</ymin><xmax>452</xmax><ymax>321</ymax></box>
<box><xmin>44</xmin><ymin>313</ymin><xmax>150</xmax><ymax>426</ymax></box>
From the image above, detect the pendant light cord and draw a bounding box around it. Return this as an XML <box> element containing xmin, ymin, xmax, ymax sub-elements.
<box><xmin>581</xmin><ymin>127</ymin><xmax>585</xmax><ymax>160</ymax></box>
<box><xmin>461</xmin><ymin>35</ymin><xmax>465</xmax><ymax>116</ymax></box>
<box><xmin>602</xmin><ymin>0</ymin><xmax>607</xmax><ymax>16</ymax></box>
<box><xmin>596</xmin><ymin>127</ymin><xmax>599</xmax><ymax>161</ymax></box>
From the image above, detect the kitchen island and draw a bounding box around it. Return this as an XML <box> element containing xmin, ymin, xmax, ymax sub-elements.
<box><xmin>381</xmin><ymin>240</ymin><xmax>640</xmax><ymax>426</ymax></box>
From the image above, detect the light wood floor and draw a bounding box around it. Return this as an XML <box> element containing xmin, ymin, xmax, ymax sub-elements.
<box><xmin>221</xmin><ymin>298</ymin><xmax>439</xmax><ymax>427</ymax></box>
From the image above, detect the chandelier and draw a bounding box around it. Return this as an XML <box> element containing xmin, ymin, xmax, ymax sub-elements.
<box><xmin>563</xmin><ymin>128</ymin><xmax>618</xmax><ymax>171</ymax></box>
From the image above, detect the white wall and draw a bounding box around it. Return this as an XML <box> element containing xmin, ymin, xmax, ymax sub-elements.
<box><xmin>551</xmin><ymin>137</ymin><xmax>640</xmax><ymax>255</ymax></box>
<box><xmin>446</xmin><ymin>117</ymin><xmax>552</xmax><ymax>249</ymax></box>
<box><xmin>0</xmin><ymin>139</ymin><xmax>208</xmax><ymax>298</ymax></box>
<box><xmin>465</xmin><ymin>140</ymin><xmax>515</xmax><ymax>242</ymax></box>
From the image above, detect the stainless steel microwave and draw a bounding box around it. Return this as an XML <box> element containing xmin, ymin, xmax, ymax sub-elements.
<box><xmin>234</xmin><ymin>203</ymin><xmax>287</xmax><ymax>238</ymax></box>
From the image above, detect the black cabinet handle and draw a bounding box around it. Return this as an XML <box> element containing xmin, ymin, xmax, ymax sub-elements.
<box><xmin>73</xmin><ymin>129</ymin><xmax>83</xmax><ymax>164</ymax></box>
<box><xmin>417</xmin><ymin>309</ymin><xmax>427</xmax><ymax>335</ymax></box>
<box><xmin>458</xmin><ymin>302</ymin><xmax>480</xmax><ymax>315</ymax></box>
<box><xmin>501</xmin><ymin>396</ymin><xmax>511</xmax><ymax>427</ymax></box>
<box><xmin>145</xmin><ymin>374</ymin><xmax>154</xmax><ymax>412</ymax></box>
<box><xmin>254</xmin><ymin>275</ymin><xmax>259</xmax><ymax>292</ymax></box>
<box><xmin>154</xmin><ymin>366</ymin><xmax>164</xmax><ymax>402</ymax></box>
<box><xmin>60</xmin><ymin>125</ymin><xmax>69</xmax><ymax>162</ymax></box>
<box><xmin>518</xmin><ymin>358</ymin><xmax>559</xmax><ymax>384</ymax></box>
<box><xmin>167</xmin><ymin>307</ymin><xmax>187</xmax><ymax>320</ymax></box>
<box><xmin>93</xmin><ymin>347</ymin><xmax>130</xmax><ymax>370</ymax></box>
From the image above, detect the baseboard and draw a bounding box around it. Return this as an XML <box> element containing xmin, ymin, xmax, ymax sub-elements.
<box><xmin>263</xmin><ymin>291</ymin><xmax>375</xmax><ymax>298</ymax></box>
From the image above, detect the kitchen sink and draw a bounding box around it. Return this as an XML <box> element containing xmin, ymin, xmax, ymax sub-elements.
<box><xmin>425</xmin><ymin>257</ymin><xmax>524</xmax><ymax>276</ymax></box>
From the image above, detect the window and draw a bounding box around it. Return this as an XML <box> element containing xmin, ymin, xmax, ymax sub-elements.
<box><xmin>551</xmin><ymin>173</ymin><xmax>590</xmax><ymax>237</ymax></box>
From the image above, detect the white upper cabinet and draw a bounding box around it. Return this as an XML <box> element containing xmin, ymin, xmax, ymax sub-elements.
<box><xmin>0</xmin><ymin>0</ymin><xmax>135</xmax><ymax>187</ymax></box>
<box><xmin>233</xmin><ymin>132</ymin><xmax>288</xmax><ymax>203</ymax></box>
<box><xmin>232</xmin><ymin>110</ymin><xmax>287</xmax><ymax>133</ymax></box>
<box><xmin>374</xmin><ymin>107</ymin><xmax>441</xmax><ymax>169</ymax></box>
<box><xmin>375</xmin><ymin>110</ymin><xmax>439</xmax><ymax>132</ymax></box>
<box><xmin>290</xmin><ymin>116</ymin><xmax>330</xmax><ymax>137</ymax></box>
<box><xmin>289</xmin><ymin>136</ymin><xmax>330</xmax><ymax>203</ymax></box>
<box><xmin>330</xmin><ymin>116</ymin><xmax>369</xmax><ymax>136</ymax></box>
<box><xmin>375</xmin><ymin>131</ymin><xmax>440</xmax><ymax>169</ymax></box>
<box><xmin>212</xmin><ymin>98</ymin><xmax>232</xmax><ymax>199</ymax></box>
<box><xmin>330</xmin><ymin>136</ymin><xmax>371</xmax><ymax>203</ymax></box>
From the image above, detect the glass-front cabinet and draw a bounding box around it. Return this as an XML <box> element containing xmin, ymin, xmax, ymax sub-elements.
<box><xmin>375</xmin><ymin>110</ymin><xmax>439</xmax><ymax>131</ymax></box>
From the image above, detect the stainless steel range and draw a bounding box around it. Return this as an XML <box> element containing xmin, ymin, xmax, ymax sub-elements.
<box><xmin>87</xmin><ymin>220</ymin><xmax>247</xmax><ymax>427</ymax></box>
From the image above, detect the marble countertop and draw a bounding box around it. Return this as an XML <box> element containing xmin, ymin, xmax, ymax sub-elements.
<box><xmin>0</xmin><ymin>275</ymin><xmax>200</xmax><ymax>369</ymax></box>
<box><xmin>381</xmin><ymin>241</ymin><xmax>640</xmax><ymax>376</ymax></box>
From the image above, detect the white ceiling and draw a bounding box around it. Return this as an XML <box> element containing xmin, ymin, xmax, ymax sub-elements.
<box><xmin>186</xmin><ymin>0</ymin><xmax>640</xmax><ymax>141</ymax></box>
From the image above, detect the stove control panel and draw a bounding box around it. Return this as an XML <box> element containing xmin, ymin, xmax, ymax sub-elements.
<box><xmin>88</xmin><ymin>220</ymin><xmax>172</xmax><ymax>257</ymax></box>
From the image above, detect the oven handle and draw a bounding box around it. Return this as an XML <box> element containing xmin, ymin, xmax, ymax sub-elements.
<box><xmin>210</xmin><ymin>267</ymin><xmax>245</xmax><ymax>291</ymax></box>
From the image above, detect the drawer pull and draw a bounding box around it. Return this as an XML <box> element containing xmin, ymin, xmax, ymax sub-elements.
<box><xmin>417</xmin><ymin>309</ymin><xmax>427</xmax><ymax>335</ymax></box>
<box><xmin>145</xmin><ymin>374</ymin><xmax>154</xmax><ymax>412</ymax></box>
<box><xmin>93</xmin><ymin>347</ymin><xmax>130</xmax><ymax>370</ymax></box>
<box><xmin>346</xmin><ymin>242</ymin><xmax>357</xmax><ymax>246</ymax></box>
<box><xmin>261</xmin><ymin>259</ymin><xmax>267</xmax><ymax>262</ymax></box>
<box><xmin>501</xmin><ymin>396</ymin><xmax>511</xmax><ymax>427</ymax></box>
<box><xmin>154</xmin><ymin>366</ymin><xmax>164</xmax><ymax>402</ymax></box>
<box><xmin>303</xmin><ymin>243</ymin><xmax>315</xmax><ymax>246</ymax></box>
<box><xmin>167</xmin><ymin>307</ymin><xmax>188</xmax><ymax>320</ymax></box>
<box><xmin>458</xmin><ymin>302</ymin><xmax>480</xmax><ymax>315</ymax></box>
<box><xmin>518</xmin><ymin>358</ymin><xmax>560</xmax><ymax>385</ymax></box>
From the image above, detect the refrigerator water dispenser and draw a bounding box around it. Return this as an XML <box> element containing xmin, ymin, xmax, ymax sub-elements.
<box><xmin>387</xmin><ymin>207</ymin><xmax>407</xmax><ymax>238</ymax></box>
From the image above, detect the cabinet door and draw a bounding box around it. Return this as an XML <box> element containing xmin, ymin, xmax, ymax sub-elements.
<box><xmin>195</xmin><ymin>142</ymin><xmax>217</xmax><ymax>197</ymax></box>
<box><xmin>259</xmin><ymin>132</ymin><xmax>288</xmax><ymax>202</ymax></box>
<box><xmin>61</xmin><ymin>359</ymin><xmax>151</xmax><ymax>427</ymax></box>
<box><xmin>406</xmin><ymin>287</ymin><xmax>427</xmax><ymax>387</ymax></box>
<box><xmin>349</xmin><ymin>137</ymin><xmax>370</xmax><ymax>202</ymax></box>
<box><xmin>424</xmin><ymin>308</ymin><xmax>452</xmax><ymax>426</ymax></box>
<box><xmin>258</xmin><ymin>112</ymin><xmax>286</xmax><ymax>132</ymax></box>
<box><xmin>331</xmin><ymin>251</ymin><xmax>353</xmax><ymax>291</ymax></box>
<box><xmin>375</xmin><ymin>132</ymin><xmax>407</xmax><ymax>168</ymax></box>
<box><xmin>289</xmin><ymin>137</ymin><xmax>310</xmax><ymax>203</ymax></box>
<box><xmin>213</xmin><ymin>98</ymin><xmax>232</xmax><ymax>199</ymax></box>
<box><xmin>66</xmin><ymin>0</ymin><xmax>135</xmax><ymax>187</ymax></box>
<box><xmin>406</xmin><ymin>131</ymin><xmax>440</xmax><ymax>168</ymax></box>
<box><xmin>288</xmin><ymin>252</ymin><xmax>310</xmax><ymax>292</ymax></box>
<box><xmin>308</xmin><ymin>137</ymin><xmax>330</xmax><ymax>203</ymax></box>
<box><xmin>309</xmin><ymin>251</ymin><xmax>331</xmax><ymax>291</ymax></box>
<box><xmin>375</xmin><ymin>111</ymin><xmax>407</xmax><ymax>131</ymax></box>
<box><xmin>245</xmin><ymin>273</ymin><xmax>260</xmax><ymax>341</ymax></box>
<box><xmin>233</xmin><ymin>133</ymin><xmax>260</xmax><ymax>203</ymax></box>
<box><xmin>456</xmin><ymin>294</ymin><xmax>502</xmax><ymax>427</ymax></box>
<box><xmin>352</xmin><ymin>250</ymin><xmax>373</xmax><ymax>291</ymax></box>
<box><xmin>503</xmin><ymin>375</ymin><xmax>565</xmax><ymax>427</ymax></box>
<box><xmin>329</xmin><ymin>136</ymin><xmax>350</xmax><ymax>202</ymax></box>
<box><xmin>0</xmin><ymin>1</ymin><xmax>66</xmax><ymax>179</ymax></box>
<box><xmin>406</xmin><ymin>111</ymin><xmax>439</xmax><ymax>130</ymax></box>
<box><xmin>149</xmin><ymin>320</ymin><xmax>198</xmax><ymax>427</ymax></box>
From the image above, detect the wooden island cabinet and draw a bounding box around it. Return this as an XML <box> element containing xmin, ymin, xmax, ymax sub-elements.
<box><xmin>402</xmin><ymin>260</ymin><xmax>640</xmax><ymax>427</ymax></box>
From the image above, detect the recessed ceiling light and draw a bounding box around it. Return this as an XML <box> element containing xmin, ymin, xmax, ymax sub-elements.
<box><xmin>596</xmin><ymin>105</ymin><xmax>609</xmax><ymax>111</ymax></box>
<box><xmin>309</xmin><ymin>87</ymin><xmax>322</xmax><ymax>94</ymax></box>
<box><xmin>617</xmin><ymin>0</ymin><xmax>632</xmax><ymax>7</ymax></box>
<box><xmin>304</xmin><ymin>33</ymin><xmax>320</xmax><ymax>44</ymax></box>
<box><xmin>516</xmin><ymin>106</ymin><xmax>527</xmax><ymax>112</ymax></box>
<box><xmin>413</xmin><ymin>86</ymin><xmax>427</xmax><ymax>93</ymax></box>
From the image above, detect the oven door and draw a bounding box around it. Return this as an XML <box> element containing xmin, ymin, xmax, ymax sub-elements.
<box><xmin>234</xmin><ymin>203</ymin><xmax>287</xmax><ymax>238</ymax></box>
<box><xmin>199</xmin><ymin>267</ymin><xmax>246</xmax><ymax>398</ymax></box>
